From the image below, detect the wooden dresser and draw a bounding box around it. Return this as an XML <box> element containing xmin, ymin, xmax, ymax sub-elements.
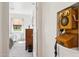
<box><xmin>25</xmin><ymin>29</ymin><xmax>33</xmax><ymax>52</ymax></box>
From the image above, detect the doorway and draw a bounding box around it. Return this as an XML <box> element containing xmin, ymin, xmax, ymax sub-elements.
<box><xmin>9</xmin><ymin>2</ymin><xmax>37</xmax><ymax>57</ymax></box>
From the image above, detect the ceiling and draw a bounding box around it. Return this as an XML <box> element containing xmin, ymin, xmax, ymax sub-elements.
<box><xmin>9</xmin><ymin>2</ymin><xmax>36</xmax><ymax>15</ymax></box>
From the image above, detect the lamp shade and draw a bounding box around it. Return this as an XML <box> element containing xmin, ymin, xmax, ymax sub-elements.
<box><xmin>13</xmin><ymin>18</ymin><xmax>23</xmax><ymax>25</ymax></box>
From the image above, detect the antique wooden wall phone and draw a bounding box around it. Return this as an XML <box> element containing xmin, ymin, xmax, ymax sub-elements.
<box><xmin>56</xmin><ymin>3</ymin><xmax>79</xmax><ymax>48</ymax></box>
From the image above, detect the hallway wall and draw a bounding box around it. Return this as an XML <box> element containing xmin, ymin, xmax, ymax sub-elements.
<box><xmin>0</xmin><ymin>2</ymin><xmax>9</xmax><ymax>56</ymax></box>
<box><xmin>36</xmin><ymin>2</ymin><xmax>43</xmax><ymax>56</ymax></box>
<box><xmin>40</xmin><ymin>2</ymin><xmax>79</xmax><ymax>57</ymax></box>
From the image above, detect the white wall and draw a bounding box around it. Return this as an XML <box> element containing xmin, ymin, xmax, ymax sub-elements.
<box><xmin>32</xmin><ymin>3</ymin><xmax>37</xmax><ymax>57</ymax></box>
<box><xmin>40</xmin><ymin>2</ymin><xmax>79</xmax><ymax>57</ymax></box>
<box><xmin>0</xmin><ymin>2</ymin><xmax>9</xmax><ymax>56</ymax></box>
<box><xmin>36</xmin><ymin>2</ymin><xmax>43</xmax><ymax>56</ymax></box>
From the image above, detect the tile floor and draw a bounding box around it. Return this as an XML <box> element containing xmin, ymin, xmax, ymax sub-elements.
<box><xmin>9</xmin><ymin>41</ymin><xmax>33</xmax><ymax>57</ymax></box>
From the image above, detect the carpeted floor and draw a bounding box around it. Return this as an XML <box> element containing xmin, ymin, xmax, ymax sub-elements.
<box><xmin>9</xmin><ymin>41</ymin><xmax>33</xmax><ymax>57</ymax></box>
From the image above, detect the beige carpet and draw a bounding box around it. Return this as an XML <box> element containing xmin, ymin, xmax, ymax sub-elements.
<box><xmin>9</xmin><ymin>41</ymin><xmax>33</xmax><ymax>57</ymax></box>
